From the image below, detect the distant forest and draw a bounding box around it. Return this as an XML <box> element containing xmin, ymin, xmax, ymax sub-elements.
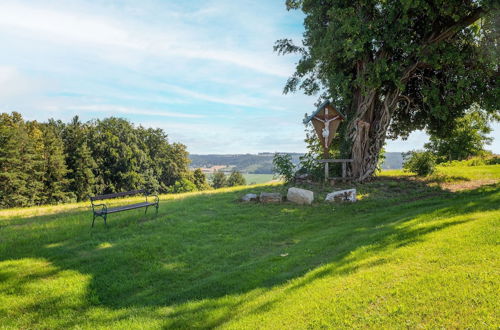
<box><xmin>0</xmin><ymin>112</ymin><xmax>191</xmax><ymax>208</ymax></box>
<box><xmin>190</xmin><ymin>152</ymin><xmax>404</xmax><ymax>174</ymax></box>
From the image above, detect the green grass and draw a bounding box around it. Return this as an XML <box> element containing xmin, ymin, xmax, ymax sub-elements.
<box><xmin>382</xmin><ymin>163</ymin><xmax>500</xmax><ymax>180</ymax></box>
<box><xmin>0</xmin><ymin>166</ymin><xmax>499</xmax><ymax>329</ymax></box>
<box><xmin>242</xmin><ymin>173</ymin><xmax>275</xmax><ymax>185</ymax></box>
<box><xmin>205</xmin><ymin>173</ymin><xmax>275</xmax><ymax>185</ymax></box>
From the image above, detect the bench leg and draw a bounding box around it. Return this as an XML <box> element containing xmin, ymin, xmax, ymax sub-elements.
<box><xmin>104</xmin><ymin>214</ymin><xmax>107</xmax><ymax>227</ymax></box>
<box><xmin>144</xmin><ymin>206</ymin><xmax>148</xmax><ymax>215</ymax></box>
<box><xmin>155</xmin><ymin>203</ymin><xmax>159</xmax><ymax>215</ymax></box>
<box><xmin>92</xmin><ymin>214</ymin><xmax>96</xmax><ymax>228</ymax></box>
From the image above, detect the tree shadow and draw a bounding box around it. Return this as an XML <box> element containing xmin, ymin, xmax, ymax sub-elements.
<box><xmin>0</xmin><ymin>180</ymin><xmax>498</xmax><ymax>327</ymax></box>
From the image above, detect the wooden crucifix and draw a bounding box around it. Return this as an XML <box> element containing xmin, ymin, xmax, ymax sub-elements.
<box><xmin>303</xmin><ymin>100</ymin><xmax>346</xmax><ymax>182</ymax></box>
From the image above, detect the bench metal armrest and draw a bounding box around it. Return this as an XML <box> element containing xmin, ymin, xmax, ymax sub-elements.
<box><xmin>92</xmin><ymin>203</ymin><xmax>107</xmax><ymax>214</ymax></box>
<box><xmin>145</xmin><ymin>192</ymin><xmax>159</xmax><ymax>204</ymax></box>
<box><xmin>89</xmin><ymin>198</ymin><xmax>107</xmax><ymax>214</ymax></box>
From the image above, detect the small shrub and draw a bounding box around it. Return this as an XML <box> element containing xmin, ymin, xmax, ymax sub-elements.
<box><xmin>227</xmin><ymin>171</ymin><xmax>246</xmax><ymax>187</ymax></box>
<box><xmin>169</xmin><ymin>178</ymin><xmax>197</xmax><ymax>193</ymax></box>
<box><xmin>211</xmin><ymin>171</ymin><xmax>227</xmax><ymax>189</ymax></box>
<box><xmin>486</xmin><ymin>156</ymin><xmax>500</xmax><ymax>165</ymax></box>
<box><xmin>273</xmin><ymin>153</ymin><xmax>295</xmax><ymax>183</ymax></box>
<box><xmin>192</xmin><ymin>168</ymin><xmax>211</xmax><ymax>190</ymax></box>
<box><xmin>403</xmin><ymin>150</ymin><xmax>436</xmax><ymax>176</ymax></box>
<box><xmin>297</xmin><ymin>152</ymin><xmax>324</xmax><ymax>181</ymax></box>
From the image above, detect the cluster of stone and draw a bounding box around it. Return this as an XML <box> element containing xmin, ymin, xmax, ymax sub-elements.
<box><xmin>241</xmin><ymin>187</ymin><xmax>357</xmax><ymax>205</ymax></box>
<box><xmin>240</xmin><ymin>192</ymin><xmax>282</xmax><ymax>203</ymax></box>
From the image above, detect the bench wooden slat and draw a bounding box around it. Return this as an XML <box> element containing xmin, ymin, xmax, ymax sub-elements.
<box><xmin>101</xmin><ymin>202</ymin><xmax>156</xmax><ymax>214</ymax></box>
<box><xmin>90</xmin><ymin>189</ymin><xmax>146</xmax><ymax>201</ymax></box>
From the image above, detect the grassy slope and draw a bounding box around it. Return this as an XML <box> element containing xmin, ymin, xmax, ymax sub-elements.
<box><xmin>205</xmin><ymin>173</ymin><xmax>275</xmax><ymax>185</ymax></box>
<box><xmin>243</xmin><ymin>174</ymin><xmax>275</xmax><ymax>185</ymax></box>
<box><xmin>0</xmin><ymin>165</ymin><xmax>498</xmax><ymax>329</ymax></box>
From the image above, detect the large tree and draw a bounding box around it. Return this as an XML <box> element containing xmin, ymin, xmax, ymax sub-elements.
<box><xmin>61</xmin><ymin>116</ymin><xmax>97</xmax><ymax>201</ymax></box>
<box><xmin>424</xmin><ymin>105</ymin><xmax>499</xmax><ymax>162</ymax></box>
<box><xmin>277</xmin><ymin>0</ymin><xmax>498</xmax><ymax>180</ymax></box>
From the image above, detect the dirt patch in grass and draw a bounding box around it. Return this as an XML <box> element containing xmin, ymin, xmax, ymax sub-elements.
<box><xmin>440</xmin><ymin>179</ymin><xmax>499</xmax><ymax>192</ymax></box>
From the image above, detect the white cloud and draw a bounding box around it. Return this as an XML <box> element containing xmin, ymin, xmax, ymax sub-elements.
<box><xmin>0</xmin><ymin>2</ymin><xmax>293</xmax><ymax>77</ymax></box>
<box><xmin>47</xmin><ymin>104</ymin><xmax>205</xmax><ymax>119</ymax></box>
<box><xmin>0</xmin><ymin>66</ymin><xmax>40</xmax><ymax>99</ymax></box>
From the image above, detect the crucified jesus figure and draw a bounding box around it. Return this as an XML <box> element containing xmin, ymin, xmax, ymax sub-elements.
<box><xmin>314</xmin><ymin>114</ymin><xmax>341</xmax><ymax>146</ymax></box>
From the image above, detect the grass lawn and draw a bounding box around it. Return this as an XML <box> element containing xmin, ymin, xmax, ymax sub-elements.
<box><xmin>205</xmin><ymin>173</ymin><xmax>275</xmax><ymax>185</ymax></box>
<box><xmin>0</xmin><ymin>164</ymin><xmax>499</xmax><ymax>328</ymax></box>
<box><xmin>243</xmin><ymin>173</ymin><xmax>275</xmax><ymax>185</ymax></box>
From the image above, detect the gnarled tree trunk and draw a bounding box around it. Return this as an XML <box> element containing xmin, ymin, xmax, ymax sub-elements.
<box><xmin>346</xmin><ymin>87</ymin><xmax>400</xmax><ymax>181</ymax></box>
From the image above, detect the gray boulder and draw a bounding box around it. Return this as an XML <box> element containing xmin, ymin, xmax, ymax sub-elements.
<box><xmin>241</xmin><ymin>193</ymin><xmax>258</xmax><ymax>202</ymax></box>
<box><xmin>260</xmin><ymin>192</ymin><xmax>282</xmax><ymax>203</ymax></box>
<box><xmin>325</xmin><ymin>189</ymin><xmax>357</xmax><ymax>203</ymax></box>
<box><xmin>287</xmin><ymin>187</ymin><xmax>314</xmax><ymax>205</ymax></box>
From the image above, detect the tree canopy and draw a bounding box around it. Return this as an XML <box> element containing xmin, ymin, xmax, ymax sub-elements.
<box><xmin>0</xmin><ymin>113</ymin><xmax>193</xmax><ymax>208</ymax></box>
<box><xmin>227</xmin><ymin>171</ymin><xmax>246</xmax><ymax>187</ymax></box>
<box><xmin>424</xmin><ymin>105</ymin><xmax>498</xmax><ymax>162</ymax></box>
<box><xmin>277</xmin><ymin>0</ymin><xmax>499</xmax><ymax>180</ymax></box>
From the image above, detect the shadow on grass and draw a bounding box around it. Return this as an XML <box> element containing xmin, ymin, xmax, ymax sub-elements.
<box><xmin>0</xmin><ymin>179</ymin><xmax>498</xmax><ymax>327</ymax></box>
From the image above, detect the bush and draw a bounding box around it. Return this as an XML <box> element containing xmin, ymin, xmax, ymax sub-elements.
<box><xmin>169</xmin><ymin>178</ymin><xmax>197</xmax><ymax>193</ymax></box>
<box><xmin>403</xmin><ymin>150</ymin><xmax>436</xmax><ymax>176</ymax></box>
<box><xmin>227</xmin><ymin>171</ymin><xmax>246</xmax><ymax>187</ymax></box>
<box><xmin>211</xmin><ymin>171</ymin><xmax>227</xmax><ymax>189</ymax></box>
<box><xmin>273</xmin><ymin>153</ymin><xmax>295</xmax><ymax>183</ymax></box>
<box><xmin>439</xmin><ymin>154</ymin><xmax>499</xmax><ymax>167</ymax></box>
<box><xmin>192</xmin><ymin>168</ymin><xmax>211</xmax><ymax>190</ymax></box>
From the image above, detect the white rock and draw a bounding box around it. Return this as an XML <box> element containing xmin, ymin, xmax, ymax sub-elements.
<box><xmin>287</xmin><ymin>187</ymin><xmax>314</xmax><ymax>205</ymax></box>
<box><xmin>260</xmin><ymin>192</ymin><xmax>282</xmax><ymax>203</ymax></box>
<box><xmin>325</xmin><ymin>189</ymin><xmax>357</xmax><ymax>203</ymax></box>
<box><xmin>241</xmin><ymin>193</ymin><xmax>258</xmax><ymax>202</ymax></box>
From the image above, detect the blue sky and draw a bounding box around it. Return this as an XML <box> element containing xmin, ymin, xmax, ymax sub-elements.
<box><xmin>0</xmin><ymin>0</ymin><xmax>498</xmax><ymax>154</ymax></box>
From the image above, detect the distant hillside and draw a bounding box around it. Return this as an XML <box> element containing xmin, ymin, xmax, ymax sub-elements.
<box><xmin>383</xmin><ymin>152</ymin><xmax>405</xmax><ymax>169</ymax></box>
<box><xmin>190</xmin><ymin>152</ymin><xmax>404</xmax><ymax>173</ymax></box>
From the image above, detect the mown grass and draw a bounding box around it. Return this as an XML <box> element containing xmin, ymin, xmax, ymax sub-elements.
<box><xmin>0</xmin><ymin>165</ymin><xmax>499</xmax><ymax>329</ymax></box>
<box><xmin>382</xmin><ymin>163</ymin><xmax>500</xmax><ymax>181</ymax></box>
<box><xmin>204</xmin><ymin>173</ymin><xmax>275</xmax><ymax>185</ymax></box>
<box><xmin>242</xmin><ymin>174</ymin><xmax>275</xmax><ymax>185</ymax></box>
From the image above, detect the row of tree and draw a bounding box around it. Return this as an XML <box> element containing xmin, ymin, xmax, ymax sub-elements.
<box><xmin>0</xmin><ymin>113</ymin><xmax>244</xmax><ymax>208</ymax></box>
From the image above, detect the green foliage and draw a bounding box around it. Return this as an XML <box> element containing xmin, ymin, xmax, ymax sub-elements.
<box><xmin>39</xmin><ymin>122</ymin><xmax>72</xmax><ymax>204</ymax></box>
<box><xmin>0</xmin><ymin>112</ymin><xmax>192</xmax><ymax>208</ymax></box>
<box><xmin>424</xmin><ymin>106</ymin><xmax>497</xmax><ymax>162</ymax></box>
<box><xmin>0</xmin><ymin>113</ymin><xmax>43</xmax><ymax>207</ymax></box>
<box><xmin>61</xmin><ymin>116</ymin><xmax>97</xmax><ymax>201</ymax></box>
<box><xmin>297</xmin><ymin>126</ymin><xmax>330</xmax><ymax>181</ymax></box>
<box><xmin>0</xmin><ymin>166</ymin><xmax>498</xmax><ymax>328</ymax></box>
<box><xmin>227</xmin><ymin>171</ymin><xmax>246</xmax><ymax>187</ymax></box>
<box><xmin>376</xmin><ymin>147</ymin><xmax>386</xmax><ymax>173</ymax></box>
<box><xmin>192</xmin><ymin>168</ymin><xmax>210</xmax><ymax>190</ymax></box>
<box><xmin>211</xmin><ymin>171</ymin><xmax>227</xmax><ymax>189</ymax></box>
<box><xmin>277</xmin><ymin>0</ymin><xmax>498</xmax><ymax>176</ymax></box>
<box><xmin>272</xmin><ymin>153</ymin><xmax>296</xmax><ymax>183</ymax></box>
<box><xmin>403</xmin><ymin>150</ymin><xmax>437</xmax><ymax>176</ymax></box>
<box><xmin>169</xmin><ymin>178</ymin><xmax>197</xmax><ymax>193</ymax></box>
<box><xmin>439</xmin><ymin>155</ymin><xmax>500</xmax><ymax>167</ymax></box>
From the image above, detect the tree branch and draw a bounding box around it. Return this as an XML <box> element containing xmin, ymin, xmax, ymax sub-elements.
<box><xmin>400</xmin><ymin>7</ymin><xmax>487</xmax><ymax>83</ymax></box>
<box><xmin>427</xmin><ymin>7</ymin><xmax>485</xmax><ymax>44</ymax></box>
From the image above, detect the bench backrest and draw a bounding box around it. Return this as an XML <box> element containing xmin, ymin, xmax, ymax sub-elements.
<box><xmin>90</xmin><ymin>189</ymin><xmax>146</xmax><ymax>201</ymax></box>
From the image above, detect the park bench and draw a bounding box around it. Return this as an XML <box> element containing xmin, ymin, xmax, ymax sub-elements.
<box><xmin>89</xmin><ymin>189</ymin><xmax>159</xmax><ymax>227</ymax></box>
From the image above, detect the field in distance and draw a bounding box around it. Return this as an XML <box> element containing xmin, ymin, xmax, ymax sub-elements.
<box><xmin>205</xmin><ymin>173</ymin><xmax>275</xmax><ymax>185</ymax></box>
